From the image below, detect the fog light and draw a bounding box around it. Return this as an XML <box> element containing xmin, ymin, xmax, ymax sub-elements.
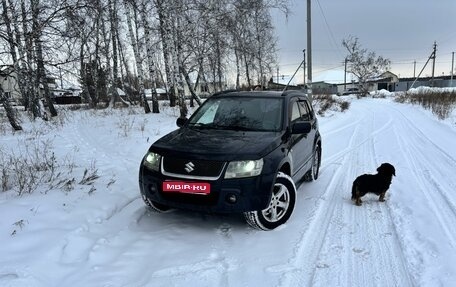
<box><xmin>149</xmin><ymin>184</ymin><xmax>157</xmax><ymax>193</ymax></box>
<box><xmin>226</xmin><ymin>194</ymin><xmax>237</xmax><ymax>204</ymax></box>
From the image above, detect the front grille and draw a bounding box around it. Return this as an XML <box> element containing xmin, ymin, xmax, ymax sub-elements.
<box><xmin>162</xmin><ymin>157</ymin><xmax>226</xmax><ymax>179</ymax></box>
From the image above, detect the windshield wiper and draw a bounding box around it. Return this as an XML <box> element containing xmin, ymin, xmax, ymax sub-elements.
<box><xmin>189</xmin><ymin>123</ymin><xmax>253</xmax><ymax>131</ymax></box>
<box><xmin>224</xmin><ymin>125</ymin><xmax>253</xmax><ymax>131</ymax></box>
<box><xmin>188</xmin><ymin>123</ymin><xmax>218</xmax><ymax>129</ymax></box>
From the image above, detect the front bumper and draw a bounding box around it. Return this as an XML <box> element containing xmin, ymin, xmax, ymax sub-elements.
<box><xmin>138</xmin><ymin>164</ymin><xmax>274</xmax><ymax>213</ymax></box>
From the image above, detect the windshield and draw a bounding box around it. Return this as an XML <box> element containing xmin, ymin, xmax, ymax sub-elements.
<box><xmin>188</xmin><ymin>97</ymin><xmax>283</xmax><ymax>132</ymax></box>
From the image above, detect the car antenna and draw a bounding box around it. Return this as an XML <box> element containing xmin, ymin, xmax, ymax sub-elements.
<box><xmin>281</xmin><ymin>59</ymin><xmax>305</xmax><ymax>95</ymax></box>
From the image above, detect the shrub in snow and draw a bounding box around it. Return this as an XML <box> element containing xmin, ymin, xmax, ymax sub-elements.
<box><xmin>312</xmin><ymin>94</ymin><xmax>351</xmax><ymax>116</ymax></box>
<box><xmin>395</xmin><ymin>87</ymin><xmax>456</xmax><ymax>120</ymax></box>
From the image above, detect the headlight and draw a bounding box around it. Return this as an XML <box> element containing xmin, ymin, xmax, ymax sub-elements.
<box><xmin>143</xmin><ymin>152</ymin><xmax>161</xmax><ymax>171</ymax></box>
<box><xmin>224</xmin><ymin>159</ymin><xmax>264</xmax><ymax>179</ymax></box>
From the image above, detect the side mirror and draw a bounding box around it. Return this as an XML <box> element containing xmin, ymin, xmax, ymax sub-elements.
<box><xmin>291</xmin><ymin>121</ymin><xmax>311</xmax><ymax>134</ymax></box>
<box><xmin>176</xmin><ymin>117</ymin><xmax>188</xmax><ymax>127</ymax></box>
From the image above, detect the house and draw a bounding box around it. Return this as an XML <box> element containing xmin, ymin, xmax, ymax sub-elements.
<box><xmin>395</xmin><ymin>75</ymin><xmax>456</xmax><ymax>91</ymax></box>
<box><xmin>187</xmin><ymin>81</ymin><xmax>227</xmax><ymax>96</ymax></box>
<box><xmin>311</xmin><ymin>81</ymin><xmax>338</xmax><ymax>95</ymax></box>
<box><xmin>267</xmin><ymin>77</ymin><xmax>302</xmax><ymax>91</ymax></box>
<box><xmin>1</xmin><ymin>66</ymin><xmax>82</xmax><ymax>105</ymax></box>
<box><xmin>371</xmin><ymin>71</ymin><xmax>399</xmax><ymax>92</ymax></box>
<box><xmin>52</xmin><ymin>88</ymin><xmax>82</xmax><ymax>104</ymax></box>
<box><xmin>0</xmin><ymin>66</ymin><xmax>21</xmax><ymax>104</ymax></box>
<box><xmin>336</xmin><ymin>71</ymin><xmax>399</xmax><ymax>94</ymax></box>
<box><xmin>145</xmin><ymin>88</ymin><xmax>168</xmax><ymax>100</ymax></box>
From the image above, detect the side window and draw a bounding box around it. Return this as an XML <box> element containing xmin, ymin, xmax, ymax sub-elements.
<box><xmin>290</xmin><ymin>101</ymin><xmax>301</xmax><ymax>122</ymax></box>
<box><xmin>299</xmin><ymin>101</ymin><xmax>312</xmax><ymax>121</ymax></box>
<box><xmin>290</xmin><ymin>98</ymin><xmax>314</xmax><ymax>122</ymax></box>
<box><xmin>298</xmin><ymin>101</ymin><xmax>310</xmax><ymax>121</ymax></box>
<box><xmin>305</xmin><ymin>101</ymin><xmax>315</xmax><ymax>120</ymax></box>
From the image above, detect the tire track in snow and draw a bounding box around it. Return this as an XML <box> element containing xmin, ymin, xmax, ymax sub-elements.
<box><xmin>391</xmin><ymin>106</ymin><xmax>456</xmax><ymax>167</ymax></box>
<box><xmin>270</xmin><ymin>100</ymin><xmax>414</xmax><ymax>287</ymax></box>
<box><xmin>309</xmin><ymin>103</ymin><xmax>413</xmax><ymax>287</ymax></box>
<box><xmin>393</xmin><ymin>118</ymin><xmax>456</xmax><ymax>248</ymax></box>
<box><xmin>319</xmin><ymin>112</ymin><xmax>394</xmax><ymax>179</ymax></box>
<box><xmin>390</xmin><ymin>105</ymin><xmax>456</xmax><ymax>218</ymax></box>
<box><xmin>272</xmin><ymin>115</ymin><xmax>365</xmax><ymax>287</ymax></box>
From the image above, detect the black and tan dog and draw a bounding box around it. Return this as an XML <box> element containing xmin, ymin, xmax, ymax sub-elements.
<box><xmin>351</xmin><ymin>163</ymin><xmax>396</xmax><ymax>206</ymax></box>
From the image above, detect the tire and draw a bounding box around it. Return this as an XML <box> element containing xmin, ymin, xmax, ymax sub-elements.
<box><xmin>304</xmin><ymin>143</ymin><xmax>321</xmax><ymax>182</ymax></box>
<box><xmin>142</xmin><ymin>194</ymin><xmax>170</xmax><ymax>213</ymax></box>
<box><xmin>244</xmin><ymin>172</ymin><xmax>296</xmax><ymax>230</ymax></box>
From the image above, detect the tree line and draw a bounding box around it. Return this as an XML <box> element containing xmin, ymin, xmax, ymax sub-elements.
<box><xmin>1</xmin><ymin>0</ymin><xmax>289</xmax><ymax>130</ymax></box>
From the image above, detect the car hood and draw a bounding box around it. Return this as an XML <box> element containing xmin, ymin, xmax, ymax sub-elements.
<box><xmin>150</xmin><ymin>127</ymin><xmax>283</xmax><ymax>161</ymax></box>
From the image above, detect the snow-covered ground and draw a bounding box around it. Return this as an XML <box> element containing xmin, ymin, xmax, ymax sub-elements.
<box><xmin>1</xmin><ymin>95</ymin><xmax>456</xmax><ymax>286</ymax></box>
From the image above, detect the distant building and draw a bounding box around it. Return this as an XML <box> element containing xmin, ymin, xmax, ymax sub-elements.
<box><xmin>311</xmin><ymin>81</ymin><xmax>338</xmax><ymax>95</ymax></box>
<box><xmin>395</xmin><ymin>75</ymin><xmax>456</xmax><ymax>91</ymax></box>
<box><xmin>335</xmin><ymin>71</ymin><xmax>401</xmax><ymax>94</ymax></box>
<box><xmin>334</xmin><ymin>70</ymin><xmax>455</xmax><ymax>93</ymax></box>
<box><xmin>145</xmin><ymin>88</ymin><xmax>168</xmax><ymax>100</ymax></box>
<box><xmin>1</xmin><ymin>66</ymin><xmax>82</xmax><ymax>105</ymax></box>
<box><xmin>0</xmin><ymin>66</ymin><xmax>21</xmax><ymax>103</ymax></box>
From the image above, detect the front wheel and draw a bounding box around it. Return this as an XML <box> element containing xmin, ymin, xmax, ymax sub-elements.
<box><xmin>142</xmin><ymin>195</ymin><xmax>170</xmax><ymax>213</ymax></box>
<box><xmin>244</xmin><ymin>172</ymin><xmax>296</xmax><ymax>230</ymax></box>
<box><xmin>304</xmin><ymin>143</ymin><xmax>321</xmax><ymax>182</ymax></box>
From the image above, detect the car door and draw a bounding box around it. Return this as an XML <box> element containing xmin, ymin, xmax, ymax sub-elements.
<box><xmin>288</xmin><ymin>98</ymin><xmax>313</xmax><ymax>177</ymax></box>
<box><xmin>298</xmin><ymin>99</ymin><xmax>317</xmax><ymax>167</ymax></box>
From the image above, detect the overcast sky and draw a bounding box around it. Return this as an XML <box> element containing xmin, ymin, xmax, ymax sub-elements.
<box><xmin>271</xmin><ymin>0</ymin><xmax>456</xmax><ymax>84</ymax></box>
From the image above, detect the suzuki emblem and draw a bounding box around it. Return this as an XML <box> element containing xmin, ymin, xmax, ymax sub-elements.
<box><xmin>185</xmin><ymin>162</ymin><xmax>195</xmax><ymax>173</ymax></box>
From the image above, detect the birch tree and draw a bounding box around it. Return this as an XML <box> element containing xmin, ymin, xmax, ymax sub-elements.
<box><xmin>0</xmin><ymin>85</ymin><xmax>22</xmax><ymax>130</ymax></box>
<box><xmin>140</xmin><ymin>0</ymin><xmax>159</xmax><ymax>113</ymax></box>
<box><xmin>31</xmin><ymin>0</ymin><xmax>57</xmax><ymax>117</ymax></box>
<box><xmin>164</xmin><ymin>0</ymin><xmax>187</xmax><ymax>118</ymax></box>
<box><xmin>1</xmin><ymin>0</ymin><xmax>23</xmax><ymax>129</ymax></box>
<box><xmin>155</xmin><ymin>0</ymin><xmax>176</xmax><ymax>106</ymax></box>
<box><xmin>1</xmin><ymin>0</ymin><xmax>42</xmax><ymax>119</ymax></box>
<box><xmin>123</xmin><ymin>0</ymin><xmax>151</xmax><ymax>113</ymax></box>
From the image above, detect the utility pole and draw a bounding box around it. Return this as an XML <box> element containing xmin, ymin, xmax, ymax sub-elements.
<box><xmin>431</xmin><ymin>41</ymin><xmax>437</xmax><ymax>86</ymax></box>
<box><xmin>344</xmin><ymin>57</ymin><xmax>348</xmax><ymax>90</ymax></box>
<box><xmin>413</xmin><ymin>61</ymin><xmax>416</xmax><ymax>78</ymax></box>
<box><xmin>277</xmin><ymin>67</ymin><xmax>279</xmax><ymax>84</ymax></box>
<box><xmin>303</xmin><ymin>49</ymin><xmax>306</xmax><ymax>86</ymax></box>
<box><xmin>410</xmin><ymin>42</ymin><xmax>437</xmax><ymax>90</ymax></box>
<box><xmin>451</xmin><ymin>52</ymin><xmax>454</xmax><ymax>87</ymax></box>
<box><xmin>59</xmin><ymin>66</ymin><xmax>63</xmax><ymax>89</ymax></box>
<box><xmin>306</xmin><ymin>0</ymin><xmax>312</xmax><ymax>92</ymax></box>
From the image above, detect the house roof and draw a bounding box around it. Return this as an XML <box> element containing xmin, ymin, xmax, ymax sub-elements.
<box><xmin>399</xmin><ymin>75</ymin><xmax>455</xmax><ymax>82</ymax></box>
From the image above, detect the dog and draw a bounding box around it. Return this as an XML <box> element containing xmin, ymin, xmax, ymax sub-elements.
<box><xmin>351</xmin><ymin>163</ymin><xmax>396</xmax><ymax>206</ymax></box>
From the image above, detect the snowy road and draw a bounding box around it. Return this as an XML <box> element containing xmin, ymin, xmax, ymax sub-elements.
<box><xmin>1</xmin><ymin>98</ymin><xmax>456</xmax><ymax>286</ymax></box>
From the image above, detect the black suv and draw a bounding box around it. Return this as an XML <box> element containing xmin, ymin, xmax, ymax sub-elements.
<box><xmin>139</xmin><ymin>90</ymin><xmax>321</xmax><ymax>230</ymax></box>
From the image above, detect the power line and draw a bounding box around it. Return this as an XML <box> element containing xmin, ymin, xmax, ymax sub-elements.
<box><xmin>315</xmin><ymin>0</ymin><xmax>343</xmax><ymax>59</ymax></box>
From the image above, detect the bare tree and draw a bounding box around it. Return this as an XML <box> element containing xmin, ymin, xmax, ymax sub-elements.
<box><xmin>2</xmin><ymin>0</ymin><xmax>290</xmax><ymax>121</ymax></box>
<box><xmin>123</xmin><ymin>0</ymin><xmax>150</xmax><ymax>113</ymax></box>
<box><xmin>343</xmin><ymin>35</ymin><xmax>391</xmax><ymax>95</ymax></box>
<box><xmin>155</xmin><ymin>0</ymin><xmax>176</xmax><ymax>106</ymax></box>
<box><xmin>0</xmin><ymin>84</ymin><xmax>22</xmax><ymax>131</ymax></box>
<box><xmin>140</xmin><ymin>0</ymin><xmax>159</xmax><ymax>113</ymax></box>
<box><xmin>31</xmin><ymin>0</ymin><xmax>58</xmax><ymax>117</ymax></box>
<box><xmin>1</xmin><ymin>0</ymin><xmax>23</xmax><ymax>129</ymax></box>
<box><xmin>2</xmin><ymin>0</ymin><xmax>42</xmax><ymax>118</ymax></box>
